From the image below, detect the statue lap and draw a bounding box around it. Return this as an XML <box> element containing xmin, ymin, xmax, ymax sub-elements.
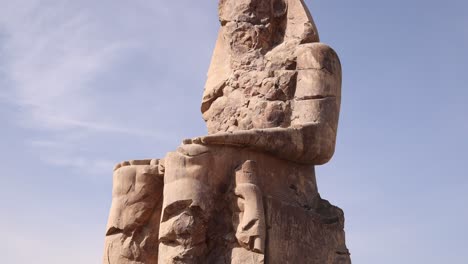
<box><xmin>103</xmin><ymin>144</ymin><xmax>350</xmax><ymax>264</ymax></box>
<box><xmin>158</xmin><ymin>143</ymin><xmax>349</xmax><ymax>264</ymax></box>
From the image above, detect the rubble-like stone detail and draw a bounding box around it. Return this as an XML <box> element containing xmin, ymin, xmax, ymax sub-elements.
<box><xmin>103</xmin><ymin>0</ymin><xmax>350</xmax><ymax>263</ymax></box>
<box><xmin>201</xmin><ymin>0</ymin><xmax>341</xmax><ymax>165</ymax></box>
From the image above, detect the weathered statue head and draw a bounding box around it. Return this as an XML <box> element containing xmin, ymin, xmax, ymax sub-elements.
<box><xmin>199</xmin><ymin>0</ymin><xmax>341</xmax><ymax>165</ymax></box>
<box><xmin>218</xmin><ymin>0</ymin><xmax>319</xmax><ymax>56</ymax></box>
<box><xmin>219</xmin><ymin>0</ymin><xmax>289</xmax><ymax>54</ymax></box>
<box><xmin>219</xmin><ymin>0</ymin><xmax>288</xmax><ymax>23</ymax></box>
<box><xmin>202</xmin><ymin>0</ymin><xmax>330</xmax><ymax>135</ymax></box>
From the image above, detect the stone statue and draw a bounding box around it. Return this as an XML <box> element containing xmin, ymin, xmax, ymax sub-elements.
<box><xmin>103</xmin><ymin>0</ymin><xmax>351</xmax><ymax>263</ymax></box>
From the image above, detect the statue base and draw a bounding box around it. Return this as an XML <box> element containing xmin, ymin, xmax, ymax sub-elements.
<box><xmin>103</xmin><ymin>144</ymin><xmax>350</xmax><ymax>264</ymax></box>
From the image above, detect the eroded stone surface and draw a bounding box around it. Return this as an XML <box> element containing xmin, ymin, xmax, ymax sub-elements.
<box><xmin>103</xmin><ymin>160</ymin><xmax>164</xmax><ymax>264</ymax></box>
<box><xmin>201</xmin><ymin>0</ymin><xmax>341</xmax><ymax>165</ymax></box>
<box><xmin>103</xmin><ymin>0</ymin><xmax>350</xmax><ymax>263</ymax></box>
<box><xmin>156</xmin><ymin>144</ymin><xmax>347</xmax><ymax>263</ymax></box>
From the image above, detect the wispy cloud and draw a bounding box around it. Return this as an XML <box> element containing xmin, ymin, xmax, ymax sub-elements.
<box><xmin>40</xmin><ymin>154</ymin><xmax>115</xmax><ymax>176</ymax></box>
<box><xmin>28</xmin><ymin>138</ymin><xmax>115</xmax><ymax>175</ymax></box>
<box><xmin>0</xmin><ymin>0</ymin><xmax>219</xmax><ymax>174</ymax></box>
<box><xmin>0</xmin><ymin>0</ymin><xmax>136</xmax><ymax>132</ymax></box>
<box><xmin>0</xmin><ymin>0</ymin><xmax>165</xmax><ymax>171</ymax></box>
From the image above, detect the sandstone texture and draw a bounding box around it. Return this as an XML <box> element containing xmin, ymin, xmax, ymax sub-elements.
<box><xmin>103</xmin><ymin>0</ymin><xmax>350</xmax><ymax>263</ymax></box>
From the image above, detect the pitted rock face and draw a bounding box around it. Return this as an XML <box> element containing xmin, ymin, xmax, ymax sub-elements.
<box><xmin>103</xmin><ymin>160</ymin><xmax>164</xmax><ymax>264</ymax></box>
<box><xmin>219</xmin><ymin>0</ymin><xmax>287</xmax><ymax>24</ymax></box>
<box><xmin>202</xmin><ymin>0</ymin><xmax>335</xmax><ymax>134</ymax></box>
<box><xmin>219</xmin><ymin>0</ymin><xmax>288</xmax><ymax>56</ymax></box>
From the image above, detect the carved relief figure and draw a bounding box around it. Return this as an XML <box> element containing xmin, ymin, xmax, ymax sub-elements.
<box><xmin>232</xmin><ymin>160</ymin><xmax>266</xmax><ymax>254</ymax></box>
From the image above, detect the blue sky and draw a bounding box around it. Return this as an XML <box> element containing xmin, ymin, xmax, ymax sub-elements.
<box><xmin>0</xmin><ymin>0</ymin><xmax>467</xmax><ymax>263</ymax></box>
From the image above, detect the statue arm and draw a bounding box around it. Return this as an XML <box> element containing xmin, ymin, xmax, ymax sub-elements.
<box><xmin>191</xmin><ymin>122</ymin><xmax>334</xmax><ymax>165</ymax></box>
<box><xmin>193</xmin><ymin>43</ymin><xmax>341</xmax><ymax>165</ymax></box>
<box><xmin>191</xmin><ymin>43</ymin><xmax>341</xmax><ymax>165</ymax></box>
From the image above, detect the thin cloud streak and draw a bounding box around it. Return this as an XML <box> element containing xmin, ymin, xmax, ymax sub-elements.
<box><xmin>0</xmin><ymin>0</ymin><xmax>170</xmax><ymax>173</ymax></box>
<box><xmin>0</xmin><ymin>0</ymin><xmax>144</xmax><ymax>135</ymax></box>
